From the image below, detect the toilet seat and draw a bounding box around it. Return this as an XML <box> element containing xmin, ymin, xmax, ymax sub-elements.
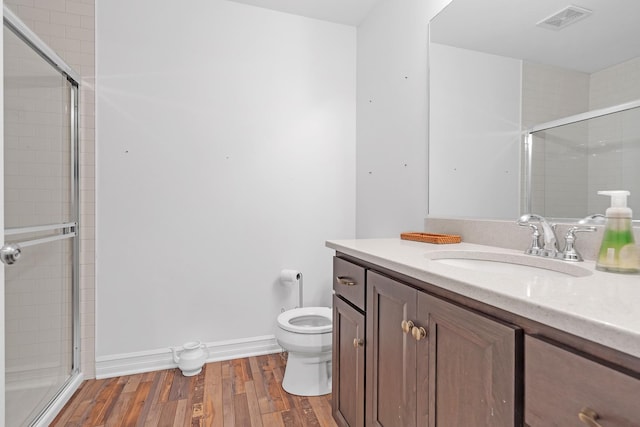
<box><xmin>277</xmin><ymin>307</ymin><xmax>332</xmax><ymax>334</ymax></box>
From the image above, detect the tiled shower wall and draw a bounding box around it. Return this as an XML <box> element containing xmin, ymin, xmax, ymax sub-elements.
<box><xmin>522</xmin><ymin>62</ymin><xmax>589</xmax><ymax>217</ymax></box>
<box><xmin>590</xmin><ymin>57</ymin><xmax>640</xmax><ymax>110</ymax></box>
<box><xmin>588</xmin><ymin>57</ymin><xmax>640</xmax><ymax>215</ymax></box>
<box><xmin>4</xmin><ymin>0</ymin><xmax>96</xmax><ymax>378</ymax></box>
<box><xmin>523</xmin><ymin>58</ymin><xmax>640</xmax><ymax>219</ymax></box>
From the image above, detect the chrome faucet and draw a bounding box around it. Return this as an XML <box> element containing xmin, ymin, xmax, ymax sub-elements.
<box><xmin>517</xmin><ymin>214</ymin><xmax>559</xmax><ymax>257</ymax></box>
<box><xmin>518</xmin><ymin>214</ymin><xmax>597</xmax><ymax>262</ymax></box>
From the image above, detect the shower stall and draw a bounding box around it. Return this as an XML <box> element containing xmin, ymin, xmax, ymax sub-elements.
<box><xmin>3</xmin><ymin>7</ymin><xmax>81</xmax><ymax>426</ymax></box>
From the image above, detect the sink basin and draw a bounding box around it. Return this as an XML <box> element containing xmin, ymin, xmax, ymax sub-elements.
<box><xmin>425</xmin><ymin>250</ymin><xmax>592</xmax><ymax>278</ymax></box>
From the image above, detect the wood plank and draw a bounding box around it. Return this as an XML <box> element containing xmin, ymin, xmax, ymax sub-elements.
<box><xmin>294</xmin><ymin>395</ymin><xmax>322</xmax><ymax>427</ymax></box>
<box><xmin>270</xmin><ymin>354</ymin><xmax>286</xmax><ymax>385</ymax></box>
<box><xmin>168</xmin><ymin>370</ymin><xmax>192</xmax><ymax>401</ymax></box>
<box><xmin>232</xmin><ymin>358</ymin><xmax>247</xmax><ymax>394</ymax></box>
<box><xmin>104</xmin><ymin>391</ymin><xmax>135</xmax><ymax>427</ymax></box>
<box><xmin>158</xmin><ymin>369</ymin><xmax>176</xmax><ymax>403</ymax></box>
<box><xmin>157</xmin><ymin>400</ymin><xmax>178</xmax><ymax>427</ymax></box>
<box><xmin>142</xmin><ymin>401</ymin><xmax>163</xmax><ymax>427</ymax></box>
<box><xmin>308</xmin><ymin>394</ymin><xmax>337</xmax><ymax>427</ymax></box>
<box><xmin>202</xmin><ymin>362</ymin><xmax>223</xmax><ymax>427</ymax></box>
<box><xmin>121</xmin><ymin>380</ymin><xmax>152</xmax><ymax>427</ymax></box>
<box><xmin>234</xmin><ymin>393</ymin><xmax>252</xmax><ymax>426</ymax></box>
<box><xmin>188</xmin><ymin>366</ymin><xmax>205</xmax><ymax>425</ymax></box>
<box><xmin>136</xmin><ymin>370</ymin><xmax>167</xmax><ymax>427</ymax></box>
<box><xmin>261</xmin><ymin>412</ymin><xmax>286</xmax><ymax>427</ymax></box>
<box><xmin>173</xmin><ymin>398</ymin><xmax>188</xmax><ymax>426</ymax></box>
<box><xmin>141</xmin><ymin>371</ymin><xmax>157</xmax><ymax>382</ymax></box>
<box><xmin>222</xmin><ymin>361</ymin><xmax>236</xmax><ymax>426</ymax></box>
<box><xmin>85</xmin><ymin>379</ymin><xmax>124</xmax><ymax>426</ymax></box>
<box><xmin>280</xmin><ymin>408</ymin><xmax>304</xmax><ymax>427</ymax></box>
<box><xmin>262</xmin><ymin>356</ymin><xmax>288</xmax><ymax>412</ymax></box>
<box><xmin>122</xmin><ymin>373</ymin><xmax>144</xmax><ymax>394</ymax></box>
<box><xmin>242</xmin><ymin>357</ymin><xmax>254</xmax><ymax>381</ymax></box>
<box><xmin>244</xmin><ymin>380</ymin><xmax>264</xmax><ymax>427</ymax></box>
<box><xmin>64</xmin><ymin>398</ymin><xmax>93</xmax><ymax>427</ymax></box>
<box><xmin>192</xmin><ymin>368</ymin><xmax>205</xmax><ymax>403</ymax></box>
<box><xmin>250</xmin><ymin>355</ymin><xmax>275</xmax><ymax>414</ymax></box>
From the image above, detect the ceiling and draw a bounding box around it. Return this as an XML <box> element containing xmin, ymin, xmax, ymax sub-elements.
<box><xmin>430</xmin><ymin>0</ymin><xmax>640</xmax><ymax>73</ymax></box>
<box><xmin>225</xmin><ymin>0</ymin><xmax>640</xmax><ymax>73</ymax></box>
<box><xmin>226</xmin><ymin>0</ymin><xmax>380</xmax><ymax>26</ymax></box>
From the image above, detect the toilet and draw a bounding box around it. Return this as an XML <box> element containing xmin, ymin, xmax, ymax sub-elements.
<box><xmin>276</xmin><ymin>306</ymin><xmax>332</xmax><ymax>396</ymax></box>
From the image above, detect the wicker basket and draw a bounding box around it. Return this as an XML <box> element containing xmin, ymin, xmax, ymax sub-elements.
<box><xmin>400</xmin><ymin>232</ymin><xmax>461</xmax><ymax>244</ymax></box>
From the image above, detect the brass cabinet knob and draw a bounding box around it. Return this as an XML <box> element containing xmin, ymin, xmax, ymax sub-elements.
<box><xmin>578</xmin><ymin>408</ymin><xmax>602</xmax><ymax>427</ymax></box>
<box><xmin>336</xmin><ymin>276</ymin><xmax>356</xmax><ymax>286</ymax></box>
<box><xmin>353</xmin><ymin>338</ymin><xmax>364</xmax><ymax>348</ymax></box>
<box><xmin>401</xmin><ymin>320</ymin><xmax>415</xmax><ymax>334</ymax></box>
<box><xmin>412</xmin><ymin>326</ymin><xmax>427</xmax><ymax>341</ymax></box>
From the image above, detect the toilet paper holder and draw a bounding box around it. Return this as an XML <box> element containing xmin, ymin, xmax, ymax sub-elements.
<box><xmin>280</xmin><ymin>269</ymin><xmax>303</xmax><ymax>308</ymax></box>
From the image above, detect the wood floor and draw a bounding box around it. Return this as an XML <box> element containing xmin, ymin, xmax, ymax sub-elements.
<box><xmin>51</xmin><ymin>353</ymin><xmax>338</xmax><ymax>427</ymax></box>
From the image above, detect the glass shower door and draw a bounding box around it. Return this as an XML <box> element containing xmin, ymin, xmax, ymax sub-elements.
<box><xmin>3</xmin><ymin>21</ymin><xmax>79</xmax><ymax>427</ymax></box>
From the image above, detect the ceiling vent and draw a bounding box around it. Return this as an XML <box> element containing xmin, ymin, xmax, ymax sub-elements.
<box><xmin>536</xmin><ymin>5</ymin><xmax>592</xmax><ymax>30</ymax></box>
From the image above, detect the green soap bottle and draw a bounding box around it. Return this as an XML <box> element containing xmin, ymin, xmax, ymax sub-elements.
<box><xmin>596</xmin><ymin>190</ymin><xmax>639</xmax><ymax>274</ymax></box>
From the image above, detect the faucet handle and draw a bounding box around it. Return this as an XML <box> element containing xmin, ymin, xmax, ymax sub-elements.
<box><xmin>560</xmin><ymin>226</ymin><xmax>596</xmax><ymax>262</ymax></box>
<box><xmin>518</xmin><ymin>222</ymin><xmax>543</xmax><ymax>255</ymax></box>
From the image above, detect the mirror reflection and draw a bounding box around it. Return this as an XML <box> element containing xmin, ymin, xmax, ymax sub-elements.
<box><xmin>428</xmin><ymin>0</ymin><xmax>640</xmax><ymax>220</ymax></box>
<box><xmin>529</xmin><ymin>104</ymin><xmax>640</xmax><ymax>219</ymax></box>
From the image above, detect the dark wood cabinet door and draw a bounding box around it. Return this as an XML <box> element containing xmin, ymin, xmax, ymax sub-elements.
<box><xmin>332</xmin><ymin>295</ymin><xmax>365</xmax><ymax>427</ymax></box>
<box><xmin>366</xmin><ymin>272</ymin><xmax>417</xmax><ymax>427</ymax></box>
<box><xmin>525</xmin><ymin>335</ymin><xmax>640</xmax><ymax>427</ymax></box>
<box><xmin>417</xmin><ymin>293</ymin><xmax>520</xmax><ymax>427</ymax></box>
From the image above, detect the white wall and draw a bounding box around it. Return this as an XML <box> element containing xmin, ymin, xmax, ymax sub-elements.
<box><xmin>96</xmin><ymin>1</ymin><xmax>356</xmax><ymax>359</ymax></box>
<box><xmin>428</xmin><ymin>43</ymin><xmax>521</xmax><ymax>219</ymax></box>
<box><xmin>355</xmin><ymin>0</ymin><xmax>442</xmax><ymax>238</ymax></box>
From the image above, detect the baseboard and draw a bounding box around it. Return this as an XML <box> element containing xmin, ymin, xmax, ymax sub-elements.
<box><xmin>95</xmin><ymin>335</ymin><xmax>281</xmax><ymax>379</ymax></box>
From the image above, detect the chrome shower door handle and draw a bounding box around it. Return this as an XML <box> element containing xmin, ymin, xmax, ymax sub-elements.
<box><xmin>0</xmin><ymin>243</ymin><xmax>22</xmax><ymax>265</ymax></box>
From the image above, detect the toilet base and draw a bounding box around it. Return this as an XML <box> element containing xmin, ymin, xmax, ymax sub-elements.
<box><xmin>281</xmin><ymin>351</ymin><xmax>332</xmax><ymax>396</ymax></box>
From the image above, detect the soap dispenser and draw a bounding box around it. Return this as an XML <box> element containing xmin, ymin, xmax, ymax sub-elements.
<box><xmin>596</xmin><ymin>190</ymin><xmax>639</xmax><ymax>274</ymax></box>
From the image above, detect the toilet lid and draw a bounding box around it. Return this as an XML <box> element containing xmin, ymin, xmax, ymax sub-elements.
<box><xmin>277</xmin><ymin>307</ymin><xmax>332</xmax><ymax>334</ymax></box>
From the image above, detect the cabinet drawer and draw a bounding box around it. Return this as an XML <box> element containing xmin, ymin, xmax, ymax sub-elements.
<box><xmin>525</xmin><ymin>335</ymin><xmax>640</xmax><ymax>426</ymax></box>
<box><xmin>333</xmin><ymin>257</ymin><xmax>365</xmax><ymax>311</ymax></box>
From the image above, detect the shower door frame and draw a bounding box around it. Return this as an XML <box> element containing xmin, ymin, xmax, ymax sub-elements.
<box><xmin>3</xmin><ymin>5</ymin><xmax>82</xmax><ymax>425</ymax></box>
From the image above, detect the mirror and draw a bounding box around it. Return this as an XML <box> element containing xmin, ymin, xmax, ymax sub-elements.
<box><xmin>428</xmin><ymin>0</ymin><xmax>640</xmax><ymax>220</ymax></box>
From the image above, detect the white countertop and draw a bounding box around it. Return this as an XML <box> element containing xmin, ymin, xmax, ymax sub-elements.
<box><xmin>326</xmin><ymin>238</ymin><xmax>640</xmax><ymax>359</ymax></box>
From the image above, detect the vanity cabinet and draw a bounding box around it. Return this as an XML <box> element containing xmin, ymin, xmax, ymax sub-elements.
<box><xmin>367</xmin><ymin>270</ymin><xmax>520</xmax><ymax>427</ymax></box>
<box><xmin>330</xmin><ymin>247</ymin><xmax>640</xmax><ymax>427</ymax></box>
<box><xmin>332</xmin><ymin>257</ymin><xmax>366</xmax><ymax>427</ymax></box>
<box><xmin>525</xmin><ymin>335</ymin><xmax>640</xmax><ymax>426</ymax></box>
